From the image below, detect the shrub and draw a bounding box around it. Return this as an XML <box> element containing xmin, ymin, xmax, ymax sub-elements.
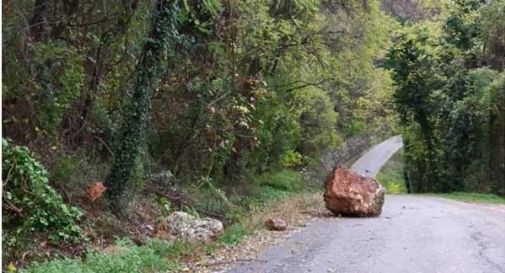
<box><xmin>382</xmin><ymin>180</ymin><xmax>404</xmax><ymax>194</ymax></box>
<box><xmin>279</xmin><ymin>150</ymin><xmax>303</xmax><ymax>168</ymax></box>
<box><xmin>253</xmin><ymin>185</ymin><xmax>290</xmax><ymax>201</ymax></box>
<box><xmin>256</xmin><ymin>170</ymin><xmax>304</xmax><ymax>192</ymax></box>
<box><xmin>2</xmin><ymin>139</ymin><xmax>83</xmax><ymax>263</ymax></box>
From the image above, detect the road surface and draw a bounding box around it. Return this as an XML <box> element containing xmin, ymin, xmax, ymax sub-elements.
<box><xmin>228</xmin><ymin>137</ymin><xmax>505</xmax><ymax>273</ymax></box>
<box><xmin>351</xmin><ymin>135</ymin><xmax>403</xmax><ymax>177</ymax></box>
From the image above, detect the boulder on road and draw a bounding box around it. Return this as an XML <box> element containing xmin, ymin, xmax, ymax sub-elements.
<box><xmin>265</xmin><ymin>218</ymin><xmax>288</xmax><ymax>231</ymax></box>
<box><xmin>158</xmin><ymin>211</ymin><xmax>223</xmax><ymax>243</ymax></box>
<box><xmin>324</xmin><ymin>167</ymin><xmax>385</xmax><ymax>217</ymax></box>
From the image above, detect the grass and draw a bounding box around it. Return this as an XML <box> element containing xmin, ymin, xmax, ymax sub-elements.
<box><xmin>217</xmin><ymin>183</ymin><xmax>324</xmax><ymax>247</ymax></box>
<box><xmin>20</xmin><ymin>239</ymin><xmax>193</xmax><ymax>273</ymax></box>
<box><xmin>376</xmin><ymin>149</ymin><xmax>406</xmax><ymax>193</ymax></box>
<box><xmin>256</xmin><ymin>169</ymin><xmax>304</xmax><ymax>192</ymax></box>
<box><xmin>434</xmin><ymin>192</ymin><xmax>505</xmax><ymax>204</ymax></box>
<box><xmin>218</xmin><ymin>222</ymin><xmax>249</xmax><ymax>245</ymax></box>
<box><xmin>217</xmin><ymin>186</ymin><xmax>316</xmax><ymax>246</ymax></box>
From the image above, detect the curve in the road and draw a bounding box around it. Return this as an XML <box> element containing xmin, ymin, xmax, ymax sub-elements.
<box><xmin>351</xmin><ymin>135</ymin><xmax>403</xmax><ymax>178</ymax></box>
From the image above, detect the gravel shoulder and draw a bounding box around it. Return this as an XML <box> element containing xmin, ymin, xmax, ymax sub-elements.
<box><xmin>182</xmin><ymin>193</ymin><xmax>327</xmax><ymax>273</ymax></box>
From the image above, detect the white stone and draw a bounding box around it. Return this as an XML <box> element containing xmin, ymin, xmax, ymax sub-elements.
<box><xmin>164</xmin><ymin>211</ymin><xmax>223</xmax><ymax>243</ymax></box>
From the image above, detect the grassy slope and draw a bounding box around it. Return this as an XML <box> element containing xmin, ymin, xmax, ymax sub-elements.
<box><xmin>20</xmin><ymin>170</ymin><xmax>325</xmax><ymax>273</ymax></box>
<box><xmin>21</xmin><ymin>191</ymin><xmax>325</xmax><ymax>273</ymax></box>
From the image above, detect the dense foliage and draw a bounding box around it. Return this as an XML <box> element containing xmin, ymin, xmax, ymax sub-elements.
<box><xmin>387</xmin><ymin>0</ymin><xmax>505</xmax><ymax>195</ymax></box>
<box><xmin>2</xmin><ymin>0</ymin><xmax>396</xmax><ymax>266</ymax></box>
<box><xmin>2</xmin><ymin>139</ymin><xmax>82</xmax><ymax>263</ymax></box>
<box><xmin>3</xmin><ymin>0</ymin><xmax>395</xmax><ymax>207</ymax></box>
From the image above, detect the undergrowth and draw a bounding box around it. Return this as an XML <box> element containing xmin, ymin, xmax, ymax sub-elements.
<box><xmin>20</xmin><ymin>239</ymin><xmax>192</xmax><ymax>273</ymax></box>
<box><xmin>218</xmin><ymin>222</ymin><xmax>248</xmax><ymax>245</ymax></box>
<box><xmin>2</xmin><ymin>139</ymin><xmax>83</xmax><ymax>266</ymax></box>
<box><xmin>15</xmin><ymin>166</ymin><xmax>311</xmax><ymax>272</ymax></box>
<box><xmin>256</xmin><ymin>170</ymin><xmax>304</xmax><ymax>192</ymax></box>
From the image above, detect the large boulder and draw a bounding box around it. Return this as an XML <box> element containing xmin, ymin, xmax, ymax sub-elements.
<box><xmin>158</xmin><ymin>211</ymin><xmax>223</xmax><ymax>243</ymax></box>
<box><xmin>323</xmin><ymin>167</ymin><xmax>385</xmax><ymax>217</ymax></box>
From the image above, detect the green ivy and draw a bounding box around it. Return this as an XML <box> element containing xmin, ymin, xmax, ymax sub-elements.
<box><xmin>105</xmin><ymin>1</ymin><xmax>187</xmax><ymax>211</ymax></box>
<box><xmin>2</xmin><ymin>139</ymin><xmax>82</xmax><ymax>263</ymax></box>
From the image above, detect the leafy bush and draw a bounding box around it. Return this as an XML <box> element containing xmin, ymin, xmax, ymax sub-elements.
<box><xmin>279</xmin><ymin>150</ymin><xmax>303</xmax><ymax>168</ymax></box>
<box><xmin>189</xmin><ymin>186</ymin><xmax>232</xmax><ymax>219</ymax></box>
<box><xmin>256</xmin><ymin>170</ymin><xmax>304</xmax><ymax>192</ymax></box>
<box><xmin>2</xmin><ymin>139</ymin><xmax>82</xmax><ymax>262</ymax></box>
<box><xmin>20</xmin><ymin>239</ymin><xmax>190</xmax><ymax>273</ymax></box>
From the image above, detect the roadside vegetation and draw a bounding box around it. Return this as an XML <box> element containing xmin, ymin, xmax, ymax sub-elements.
<box><xmin>21</xmin><ymin>190</ymin><xmax>325</xmax><ymax>273</ymax></box>
<box><xmin>21</xmin><ymin>239</ymin><xmax>192</xmax><ymax>273</ymax></box>
<box><xmin>377</xmin><ymin>149</ymin><xmax>505</xmax><ymax>205</ymax></box>
<box><xmin>387</xmin><ymin>0</ymin><xmax>505</xmax><ymax>196</ymax></box>
<box><xmin>3</xmin><ymin>0</ymin><xmax>395</xmax><ymax>270</ymax></box>
<box><xmin>376</xmin><ymin>149</ymin><xmax>406</xmax><ymax>194</ymax></box>
<box><xmin>434</xmin><ymin>192</ymin><xmax>505</xmax><ymax>205</ymax></box>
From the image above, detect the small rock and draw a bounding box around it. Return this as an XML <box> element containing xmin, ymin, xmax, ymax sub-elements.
<box><xmin>87</xmin><ymin>181</ymin><xmax>106</xmax><ymax>202</ymax></box>
<box><xmin>265</xmin><ymin>218</ymin><xmax>288</xmax><ymax>231</ymax></box>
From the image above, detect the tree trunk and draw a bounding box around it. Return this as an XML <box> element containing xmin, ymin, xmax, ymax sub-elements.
<box><xmin>105</xmin><ymin>0</ymin><xmax>176</xmax><ymax>212</ymax></box>
<box><xmin>29</xmin><ymin>0</ymin><xmax>48</xmax><ymax>43</ymax></box>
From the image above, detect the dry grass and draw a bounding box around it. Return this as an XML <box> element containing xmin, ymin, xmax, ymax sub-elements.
<box><xmin>183</xmin><ymin>192</ymin><xmax>329</xmax><ymax>273</ymax></box>
<box><xmin>243</xmin><ymin>192</ymin><xmax>325</xmax><ymax>231</ymax></box>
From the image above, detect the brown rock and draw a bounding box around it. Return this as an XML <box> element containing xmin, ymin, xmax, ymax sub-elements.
<box><xmin>265</xmin><ymin>218</ymin><xmax>288</xmax><ymax>231</ymax></box>
<box><xmin>87</xmin><ymin>182</ymin><xmax>107</xmax><ymax>202</ymax></box>
<box><xmin>323</xmin><ymin>167</ymin><xmax>385</xmax><ymax>217</ymax></box>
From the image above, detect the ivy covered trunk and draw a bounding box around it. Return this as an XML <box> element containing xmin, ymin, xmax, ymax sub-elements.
<box><xmin>105</xmin><ymin>0</ymin><xmax>176</xmax><ymax>212</ymax></box>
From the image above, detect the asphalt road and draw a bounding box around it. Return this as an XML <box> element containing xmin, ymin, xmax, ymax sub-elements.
<box><xmin>350</xmin><ymin>135</ymin><xmax>403</xmax><ymax>178</ymax></box>
<box><xmin>228</xmin><ymin>137</ymin><xmax>505</xmax><ymax>273</ymax></box>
